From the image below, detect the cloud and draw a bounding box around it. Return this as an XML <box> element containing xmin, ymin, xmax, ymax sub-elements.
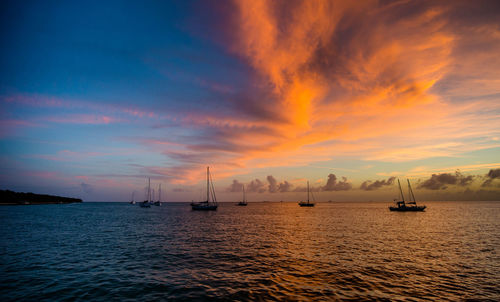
<box><xmin>293</xmin><ymin>185</ymin><xmax>320</xmax><ymax>193</ymax></box>
<box><xmin>225</xmin><ymin>175</ymin><xmax>311</xmax><ymax>194</ymax></box>
<box><xmin>24</xmin><ymin>170</ymin><xmax>60</xmax><ymax>180</ymax></box>
<box><xmin>226</xmin><ymin>179</ymin><xmax>244</xmax><ymax>192</ymax></box>
<box><xmin>158</xmin><ymin>0</ymin><xmax>498</xmax><ymax>182</ymax></box>
<box><xmin>267</xmin><ymin>175</ymin><xmax>293</xmax><ymax>193</ymax></box>
<box><xmin>75</xmin><ymin>175</ymin><xmax>89</xmax><ymax>182</ymax></box>
<box><xmin>0</xmin><ymin>119</ymin><xmax>40</xmax><ymax>137</ymax></box>
<box><xmin>461</xmin><ymin>187</ymin><xmax>500</xmax><ymax>201</ymax></box>
<box><xmin>80</xmin><ymin>183</ymin><xmax>93</xmax><ymax>194</ymax></box>
<box><xmin>278</xmin><ymin>180</ymin><xmax>292</xmax><ymax>193</ymax></box>
<box><xmin>247</xmin><ymin>178</ymin><xmax>266</xmax><ymax>193</ymax></box>
<box><xmin>30</xmin><ymin>150</ymin><xmax>110</xmax><ymax>162</ymax></box>
<box><xmin>360</xmin><ymin>177</ymin><xmax>396</xmax><ymax>191</ymax></box>
<box><xmin>1</xmin><ymin>94</ymin><xmax>158</xmax><ymax>119</ymax></box>
<box><xmin>45</xmin><ymin>114</ymin><xmax>120</xmax><ymax>125</ymax></box>
<box><xmin>229</xmin><ymin>173</ymin><xmax>340</xmax><ymax>194</ymax></box>
<box><xmin>487</xmin><ymin>168</ymin><xmax>500</xmax><ymax>178</ymax></box>
<box><xmin>482</xmin><ymin>168</ymin><xmax>500</xmax><ymax>187</ymax></box>
<box><xmin>322</xmin><ymin>174</ymin><xmax>352</xmax><ymax>191</ymax></box>
<box><xmin>418</xmin><ymin>170</ymin><xmax>474</xmax><ymax>190</ymax></box>
<box><xmin>267</xmin><ymin>175</ymin><xmax>278</xmax><ymax>193</ymax></box>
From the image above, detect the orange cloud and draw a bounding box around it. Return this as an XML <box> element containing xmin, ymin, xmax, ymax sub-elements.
<box><xmin>92</xmin><ymin>1</ymin><xmax>500</xmax><ymax>185</ymax></box>
<box><xmin>203</xmin><ymin>1</ymin><xmax>454</xmax><ymax>168</ymax></box>
<box><xmin>179</xmin><ymin>0</ymin><xmax>498</xmax><ymax>181</ymax></box>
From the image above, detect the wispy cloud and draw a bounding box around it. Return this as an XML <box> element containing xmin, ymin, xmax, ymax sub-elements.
<box><xmin>1</xmin><ymin>94</ymin><xmax>160</xmax><ymax>125</ymax></box>
<box><xmin>29</xmin><ymin>150</ymin><xmax>111</xmax><ymax>162</ymax></box>
<box><xmin>44</xmin><ymin>114</ymin><xmax>120</xmax><ymax>125</ymax></box>
<box><xmin>0</xmin><ymin>119</ymin><xmax>39</xmax><ymax>137</ymax></box>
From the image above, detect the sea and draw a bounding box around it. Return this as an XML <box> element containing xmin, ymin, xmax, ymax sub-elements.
<box><xmin>1</xmin><ymin>201</ymin><xmax>499</xmax><ymax>301</ymax></box>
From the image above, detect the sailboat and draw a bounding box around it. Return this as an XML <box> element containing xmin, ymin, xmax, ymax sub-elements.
<box><xmin>389</xmin><ymin>179</ymin><xmax>426</xmax><ymax>211</ymax></box>
<box><xmin>140</xmin><ymin>178</ymin><xmax>151</xmax><ymax>208</ymax></box>
<box><xmin>191</xmin><ymin>166</ymin><xmax>218</xmax><ymax>211</ymax></box>
<box><xmin>130</xmin><ymin>191</ymin><xmax>136</xmax><ymax>204</ymax></box>
<box><xmin>154</xmin><ymin>184</ymin><xmax>161</xmax><ymax>206</ymax></box>
<box><xmin>237</xmin><ymin>184</ymin><xmax>248</xmax><ymax>206</ymax></box>
<box><xmin>298</xmin><ymin>181</ymin><xmax>315</xmax><ymax>207</ymax></box>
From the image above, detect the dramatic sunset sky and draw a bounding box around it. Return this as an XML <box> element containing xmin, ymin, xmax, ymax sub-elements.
<box><xmin>1</xmin><ymin>0</ymin><xmax>499</xmax><ymax>201</ymax></box>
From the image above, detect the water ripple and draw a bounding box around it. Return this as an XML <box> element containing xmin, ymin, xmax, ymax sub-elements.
<box><xmin>1</xmin><ymin>201</ymin><xmax>499</xmax><ymax>301</ymax></box>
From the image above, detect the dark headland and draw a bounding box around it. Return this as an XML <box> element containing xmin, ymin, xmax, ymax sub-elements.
<box><xmin>0</xmin><ymin>190</ymin><xmax>82</xmax><ymax>205</ymax></box>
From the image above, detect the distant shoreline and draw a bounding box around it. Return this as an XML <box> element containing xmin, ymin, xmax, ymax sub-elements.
<box><xmin>0</xmin><ymin>190</ymin><xmax>82</xmax><ymax>205</ymax></box>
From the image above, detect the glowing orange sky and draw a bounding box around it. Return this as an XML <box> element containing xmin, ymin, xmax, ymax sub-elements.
<box><xmin>196</xmin><ymin>1</ymin><xmax>500</xmax><ymax>183</ymax></box>
<box><xmin>1</xmin><ymin>0</ymin><xmax>499</xmax><ymax>201</ymax></box>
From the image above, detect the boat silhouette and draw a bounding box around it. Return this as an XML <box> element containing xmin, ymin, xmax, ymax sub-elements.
<box><xmin>191</xmin><ymin>167</ymin><xmax>218</xmax><ymax>211</ymax></box>
<box><xmin>237</xmin><ymin>184</ymin><xmax>248</xmax><ymax>206</ymax></box>
<box><xmin>389</xmin><ymin>179</ymin><xmax>426</xmax><ymax>211</ymax></box>
<box><xmin>299</xmin><ymin>181</ymin><xmax>315</xmax><ymax>207</ymax></box>
<box><xmin>140</xmin><ymin>178</ymin><xmax>151</xmax><ymax>208</ymax></box>
<box><xmin>154</xmin><ymin>184</ymin><xmax>161</xmax><ymax>206</ymax></box>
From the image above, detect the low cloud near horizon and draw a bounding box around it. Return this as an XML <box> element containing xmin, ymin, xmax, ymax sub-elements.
<box><xmin>482</xmin><ymin>169</ymin><xmax>500</xmax><ymax>187</ymax></box>
<box><xmin>225</xmin><ymin>173</ymin><xmax>353</xmax><ymax>194</ymax></box>
<box><xmin>360</xmin><ymin>177</ymin><xmax>396</xmax><ymax>191</ymax></box>
<box><xmin>418</xmin><ymin>171</ymin><xmax>474</xmax><ymax>190</ymax></box>
<box><xmin>224</xmin><ymin>169</ymin><xmax>500</xmax><ymax>196</ymax></box>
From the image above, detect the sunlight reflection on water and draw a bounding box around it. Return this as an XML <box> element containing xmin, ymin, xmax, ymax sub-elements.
<box><xmin>1</xmin><ymin>201</ymin><xmax>499</xmax><ymax>300</ymax></box>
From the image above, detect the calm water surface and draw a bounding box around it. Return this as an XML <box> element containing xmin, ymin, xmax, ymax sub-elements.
<box><xmin>1</xmin><ymin>201</ymin><xmax>499</xmax><ymax>301</ymax></box>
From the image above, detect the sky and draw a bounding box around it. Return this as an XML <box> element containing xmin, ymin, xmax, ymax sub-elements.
<box><xmin>1</xmin><ymin>0</ymin><xmax>500</xmax><ymax>202</ymax></box>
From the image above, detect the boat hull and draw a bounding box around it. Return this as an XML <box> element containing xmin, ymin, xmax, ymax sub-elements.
<box><xmin>139</xmin><ymin>201</ymin><xmax>150</xmax><ymax>208</ymax></box>
<box><xmin>236</xmin><ymin>202</ymin><xmax>247</xmax><ymax>206</ymax></box>
<box><xmin>191</xmin><ymin>204</ymin><xmax>218</xmax><ymax>211</ymax></box>
<box><xmin>389</xmin><ymin>205</ymin><xmax>426</xmax><ymax>211</ymax></box>
<box><xmin>191</xmin><ymin>201</ymin><xmax>217</xmax><ymax>210</ymax></box>
<box><xmin>299</xmin><ymin>202</ymin><xmax>315</xmax><ymax>207</ymax></box>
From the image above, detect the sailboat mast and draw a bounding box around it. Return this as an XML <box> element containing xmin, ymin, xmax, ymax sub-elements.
<box><xmin>207</xmin><ymin>166</ymin><xmax>210</xmax><ymax>202</ymax></box>
<box><xmin>243</xmin><ymin>184</ymin><xmax>246</xmax><ymax>202</ymax></box>
<box><xmin>398</xmin><ymin>179</ymin><xmax>405</xmax><ymax>202</ymax></box>
<box><xmin>159</xmin><ymin>184</ymin><xmax>161</xmax><ymax>202</ymax></box>
<box><xmin>407</xmin><ymin>179</ymin><xmax>416</xmax><ymax>202</ymax></box>
<box><xmin>148</xmin><ymin>178</ymin><xmax>151</xmax><ymax>202</ymax></box>
<box><xmin>307</xmin><ymin>181</ymin><xmax>310</xmax><ymax>203</ymax></box>
<box><xmin>210</xmin><ymin>169</ymin><xmax>217</xmax><ymax>204</ymax></box>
